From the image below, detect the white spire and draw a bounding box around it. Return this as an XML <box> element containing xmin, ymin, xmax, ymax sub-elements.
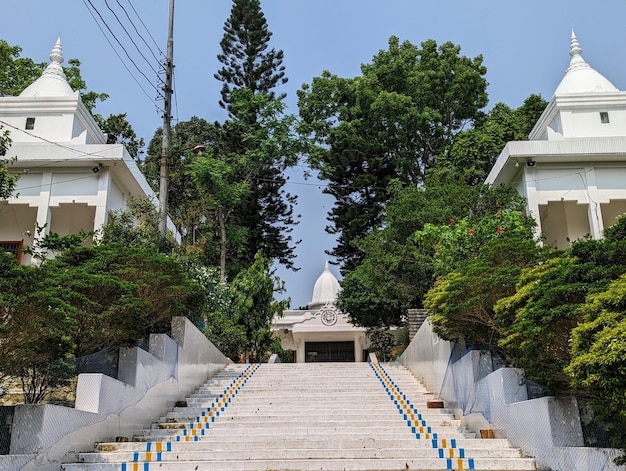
<box><xmin>554</xmin><ymin>30</ymin><xmax>618</xmax><ymax>95</ymax></box>
<box><xmin>565</xmin><ymin>30</ymin><xmax>588</xmax><ymax>74</ymax></box>
<box><xmin>19</xmin><ymin>37</ymin><xmax>75</xmax><ymax>98</ymax></box>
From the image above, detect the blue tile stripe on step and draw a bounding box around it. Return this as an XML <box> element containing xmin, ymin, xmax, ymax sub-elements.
<box><xmin>174</xmin><ymin>363</ymin><xmax>260</xmax><ymax>442</ymax></box>
<box><xmin>370</xmin><ymin>363</ymin><xmax>475</xmax><ymax>471</ymax></box>
<box><xmin>120</xmin><ymin>364</ymin><xmax>261</xmax><ymax>469</ymax></box>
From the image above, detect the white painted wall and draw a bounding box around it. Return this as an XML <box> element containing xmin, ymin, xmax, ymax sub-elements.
<box><xmin>1</xmin><ymin>317</ymin><xmax>230</xmax><ymax>471</ymax></box>
<box><xmin>400</xmin><ymin>319</ymin><xmax>624</xmax><ymax>471</ymax></box>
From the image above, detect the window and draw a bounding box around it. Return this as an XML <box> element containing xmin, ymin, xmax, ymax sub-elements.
<box><xmin>600</xmin><ymin>112</ymin><xmax>610</xmax><ymax>124</ymax></box>
<box><xmin>0</xmin><ymin>240</ymin><xmax>23</xmax><ymax>262</ymax></box>
<box><xmin>25</xmin><ymin>117</ymin><xmax>35</xmax><ymax>130</ymax></box>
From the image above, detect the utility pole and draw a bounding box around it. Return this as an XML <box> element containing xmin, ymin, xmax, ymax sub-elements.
<box><xmin>158</xmin><ymin>0</ymin><xmax>175</xmax><ymax>237</ymax></box>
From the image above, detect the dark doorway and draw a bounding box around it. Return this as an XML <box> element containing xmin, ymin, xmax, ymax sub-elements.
<box><xmin>305</xmin><ymin>341</ymin><xmax>355</xmax><ymax>362</ymax></box>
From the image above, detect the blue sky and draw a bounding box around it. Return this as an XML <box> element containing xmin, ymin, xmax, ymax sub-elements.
<box><xmin>3</xmin><ymin>1</ymin><xmax>626</xmax><ymax>307</ymax></box>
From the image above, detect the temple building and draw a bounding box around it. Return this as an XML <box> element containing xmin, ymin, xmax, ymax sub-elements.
<box><xmin>272</xmin><ymin>261</ymin><xmax>370</xmax><ymax>362</ymax></box>
<box><xmin>486</xmin><ymin>31</ymin><xmax>626</xmax><ymax>248</ymax></box>
<box><xmin>0</xmin><ymin>38</ymin><xmax>171</xmax><ymax>264</ymax></box>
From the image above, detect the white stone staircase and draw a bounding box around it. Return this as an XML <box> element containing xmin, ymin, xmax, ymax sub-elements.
<box><xmin>61</xmin><ymin>362</ymin><xmax>535</xmax><ymax>470</ymax></box>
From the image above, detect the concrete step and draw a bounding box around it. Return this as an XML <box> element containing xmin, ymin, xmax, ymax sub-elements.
<box><xmin>62</xmin><ymin>457</ymin><xmax>537</xmax><ymax>470</ymax></box>
<box><xmin>61</xmin><ymin>362</ymin><xmax>535</xmax><ymax>471</ymax></box>
<box><xmin>77</xmin><ymin>447</ymin><xmax>528</xmax><ymax>462</ymax></box>
<box><xmin>94</xmin><ymin>437</ymin><xmax>520</xmax><ymax>452</ymax></box>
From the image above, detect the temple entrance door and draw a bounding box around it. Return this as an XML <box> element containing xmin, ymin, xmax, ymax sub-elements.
<box><xmin>305</xmin><ymin>341</ymin><xmax>355</xmax><ymax>362</ymax></box>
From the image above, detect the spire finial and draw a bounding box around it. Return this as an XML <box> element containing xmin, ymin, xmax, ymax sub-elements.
<box><xmin>49</xmin><ymin>36</ymin><xmax>64</xmax><ymax>65</ymax></box>
<box><xmin>39</xmin><ymin>37</ymin><xmax>68</xmax><ymax>83</ymax></box>
<box><xmin>570</xmin><ymin>29</ymin><xmax>582</xmax><ymax>58</ymax></box>
<box><xmin>565</xmin><ymin>28</ymin><xmax>588</xmax><ymax>73</ymax></box>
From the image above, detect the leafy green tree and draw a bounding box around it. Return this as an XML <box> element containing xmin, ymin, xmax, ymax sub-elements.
<box><xmin>0</xmin><ymin>40</ymin><xmax>43</xmax><ymax>96</ymax></box>
<box><xmin>193</xmin><ymin>90</ymin><xmax>306</xmax><ymax>280</ymax></box>
<box><xmin>99</xmin><ymin>195</ymin><xmax>176</xmax><ymax>254</ymax></box>
<box><xmin>339</xmin><ymin>181</ymin><xmax>526</xmax><ymax>328</ymax></box>
<box><xmin>419</xmin><ymin>193</ymin><xmax>544</xmax><ymax>352</ymax></box>
<box><xmin>434</xmin><ymin>94</ymin><xmax>547</xmax><ymax>185</ymax></box>
<box><xmin>94</xmin><ymin>112</ymin><xmax>144</xmax><ymax>160</ymax></box>
<box><xmin>230</xmin><ymin>252</ymin><xmax>289</xmax><ymax>362</ymax></box>
<box><xmin>22</xmin><ymin>222</ymin><xmax>93</xmax><ymax>263</ymax></box>
<box><xmin>567</xmin><ymin>274</ymin><xmax>626</xmax><ymax>458</ymax></box>
<box><xmin>214</xmin><ymin>0</ymin><xmax>298</xmax><ymax>271</ymax></box>
<box><xmin>298</xmin><ymin>36</ymin><xmax>488</xmax><ymax>270</ymax></box>
<box><xmin>366</xmin><ymin>327</ymin><xmax>396</xmax><ymax>362</ymax></box>
<box><xmin>337</xmin><ymin>183</ymin><xmax>436</xmax><ymax>328</ymax></box>
<box><xmin>0</xmin><ymin>252</ymin><xmax>75</xmax><ymax>403</ymax></box>
<box><xmin>496</xmin><ymin>217</ymin><xmax>626</xmax><ymax>393</ymax></box>
<box><xmin>143</xmin><ymin>117</ymin><xmax>225</xmax><ymax>256</ymax></box>
<box><xmin>0</xmin><ymin>125</ymin><xmax>17</xmax><ymax>199</ymax></box>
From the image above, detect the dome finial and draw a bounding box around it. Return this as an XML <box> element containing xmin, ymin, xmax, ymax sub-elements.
<box><xmin>49</xmin><ymin>36</ymin><xmax>64</xmax><ymax>65</ymax></box>
<box><xmin>570</xmin><ymin>29</ymin><xmax>582</xmax><ymax>58</ymax></box>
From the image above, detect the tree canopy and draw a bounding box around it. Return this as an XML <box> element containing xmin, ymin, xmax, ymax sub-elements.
<box><xmin>298</xmin><ymin>36</ymin><xmax>489</xmax><ymax>270</ymax></box>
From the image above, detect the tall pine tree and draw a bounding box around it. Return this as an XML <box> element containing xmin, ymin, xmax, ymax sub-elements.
<box><xmin>214</xmin><ymin>0</ymin><xmax>298</xmax><ymax>271</ymax></box>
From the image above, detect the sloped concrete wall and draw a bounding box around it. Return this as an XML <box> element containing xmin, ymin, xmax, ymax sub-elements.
<box><xmin>2</xmin><ymin>317</ymin><xmax>230</xmax><ymax>471</ymax></box>
<box><xmin>399</xmin><ymin>318</ymin><xmax>623</xmax><ymax>471</ymax></box>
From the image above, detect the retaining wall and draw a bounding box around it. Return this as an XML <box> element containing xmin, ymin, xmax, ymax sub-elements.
<box><xmin>0</xmin><ymin>316</ymin><xmax>230</xmax><ymax>471</ymax></box>
<box><xmin>399</xmin><ymin>319</ymin><xmax>623</xmax><ymax>471</ymax></box>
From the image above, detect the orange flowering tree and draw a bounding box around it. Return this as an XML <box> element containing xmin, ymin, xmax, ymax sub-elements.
<box><xmin>415</xmin><ymin>203</ymin><xmax>547</xmax><ymax>351</ymax></box>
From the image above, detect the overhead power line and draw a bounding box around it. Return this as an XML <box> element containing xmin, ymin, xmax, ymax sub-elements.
<box><xmin>81</xmin><ymin>0</ymin><xmax>165</xmax><ymax>114</ymax></box>
<box><xmin>115</xmin><ymin>0</ymin><xmax>164</xmax><ymax>63</ymax></box>
<box><xmin>102</xmin><ymin>0</ymin><xmax>161</xmax><ymax>75</ymax></box>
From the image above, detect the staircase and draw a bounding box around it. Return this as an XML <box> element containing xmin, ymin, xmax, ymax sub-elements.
<box><xmin>61</xmin><ymin>362</ymin><xmax>535</xmax><ymax>470</ymax></box>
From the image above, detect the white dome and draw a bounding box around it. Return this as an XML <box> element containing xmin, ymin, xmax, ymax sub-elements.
<box><xmin>19</xmin><ymin>38</ymin><xmax>76</xmax><ymax>98</ymax></box>
<box><xmin>309</xmin><ymin>261</ymin><xmax>340</xmax><ymax>307</ymax></box>
<box><xmin>554</xmin><ymin>31</ymin><xmax>618</xmax><ymax>96</ymax></box>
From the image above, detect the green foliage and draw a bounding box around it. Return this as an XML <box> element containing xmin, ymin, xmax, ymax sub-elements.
<box><xmin>63</xmin><ymin>58</ymin><xmax>109</xmax><ymax>112</ymax></box>
<box><xmin>0</xmin><ymin>40</ymin><xmax>44</xmax><ymax>96</ymax></box>
<box><xmin>366</xmin><ymin>327</ymin><xmax>396</xmax><ymax>362</ymax></box>
<box><xmin>0</xmin><ymin>238</ymin><xmax>206</xmax><ymax>403</ymax></box>
<box><xmin>495</xmin><ymin>257</ymin><xmax>581</xmax><ymax>391</ymax></box>
<box><xmin>99</xmin><ymin>195</ymin><xmax>175</xmax><ymax>254</ymax></box>
<box><xmin>214</xmin><ymin>0</ymin><xmax>287</xmax><ymax>114</ymax></box>
<box><xmin>419</xmin><ymin>193</ymin><xmax>544</xmax><ymax>352</ymax></box>
<box><xmin>212</xmin><ymin>1</ymin><xmax>300</xmax><ymax>274</ymax></box>
<box><xmin>267</xmin><ymin>337</ymin><xmax>293</xmax><ymax>363</ymax></box>
<box><xmin>143</xmin><ymin>117</ymin><xmax>225</xmax><ymax>260</ymax></box>
<box><xmin>230</xmin><ymin>252</ymin><xmax>289</xmax><ymax>362</ymax></box>
<box><xmin>200</xmin><ymin>252</ymin><xmax>289</xmax><ymax>362</ymax></box>
<box><xmin>94</xmin><ymin>112</ymin><xmax>144</xmax><ymax>159</ymax></box>
<box><xmin>496</xmin><ymin>232</ymin><xmax>626</xmax><ymax>394</ymax></box>
<box><xmin>414</xmin><ymin>193</ymin><xmax>536</xmax><ymax>277</ymax></box>
<box><xmin>567</xmin><ymin>274</ymin><xmax>626</xmax><ymax>455</ymax></box>
<box><xmin>0</xmin><ymin>252</ymin><xmax>76</xmax><ymax>403</ymax></box>
<box><xmin>193</xmin><ymin>90</ymin><xmax>307</xmax><ymax>279</ymax></box>
<box><xmin>298</xmin><ymin>36</ymin><xmax>488</xmax><ymax>269</ymax></box>
<box><xmin>22</xmin><ymin>222</ymin><xmax>93</xmax><ymax>263</ymax></box>
<box><xmin>435</xmin><ymin>94</ymin><xmax>547</xmax><ymax>185</ymax></box>
<box><xmin>0</xmin><ymin>125</ymin><xmax>18</xmax><ymax>199</ymax></box>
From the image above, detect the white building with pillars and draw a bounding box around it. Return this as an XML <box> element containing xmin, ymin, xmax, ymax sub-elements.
<box><xmin>486</xmin><ymin>31</ymin><xmax>626</xmax><ymax>249</ymax></box>
<box><xmin>273</xmin><ymin>261</ymin><xmax>370</xmax><ymax>362</ymax></box>
<box><xmin>0</xmin><ymin>38</ymin><xmax>167</xmax><ymax>264</ymax></box>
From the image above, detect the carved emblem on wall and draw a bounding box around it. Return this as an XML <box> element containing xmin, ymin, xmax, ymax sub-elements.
<box><xmin>319</xmin><ymin>304</ymin><xmax>338</xmax><ymax>326</ymax></box>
